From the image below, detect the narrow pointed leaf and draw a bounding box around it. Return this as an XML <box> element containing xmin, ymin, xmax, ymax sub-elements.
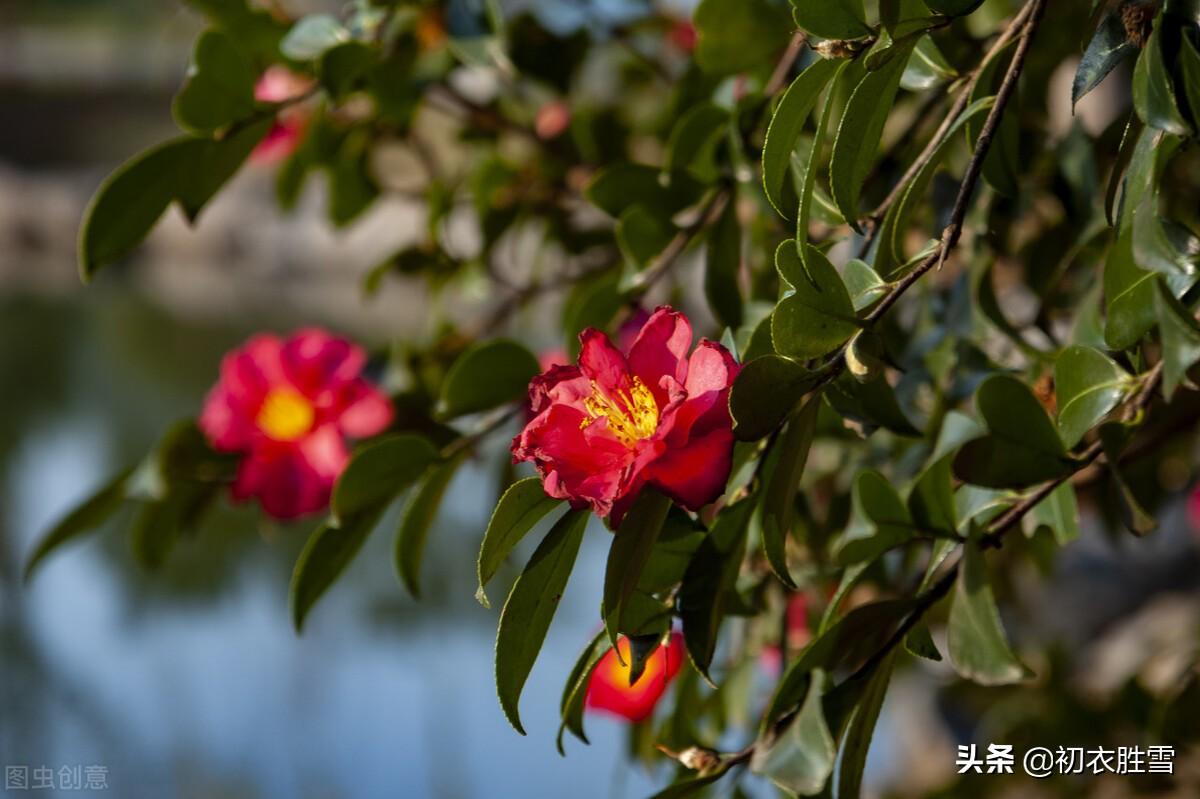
<box><xmin>477</xmin><ymin>477</ymin><xmax>563</xmax><ymax>607</ymax></box>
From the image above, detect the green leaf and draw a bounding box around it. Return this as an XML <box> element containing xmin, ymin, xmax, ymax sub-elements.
<box><xmin>826</xmin><ymin>371</ymin><xmax>920</xmax><ymax>437</ymax></box>
<box><xmin>752</xmin><ymin>672</ymin><xmax>836</xmax><ymax>796</ymax></box>
<box><xmin>1133</xmin><ymin>18</ymin><xmax>1192</xmax><ymax>136</ymax></box>
<box><xmin>280</xmin><ymin>14</ymin><xmax>349</xmax><ymax>60</ymax></box>
<box><xmin>680</xmin><ymin>493</ymin><xmax>756</xmax><ymax>680</ymax></box>
<box><xmin>319</xmin><ymin>41</ymin><xmax>375</xmax><ymax>99</ymax></box>
<box><xmin>729</xmin><ymin>355</ymin><xmax>821</xmax><ymax>441</ymax></box>
<box><xmin>495</xmin><ymin>508</ymin><xmax>589</xmax><ymax>735</ymax></box>
<box><xmin>617</xmin><ymin>206</ymin><xmax>675</xmax><ymax>269</ymax></box>
<box><xmin>1054</xmin><ymin>346</ymin><xmax>1132</xmax><ymax>449</ymax></box>
<box><xmin>1180</xmin><ymin>33</ymin><xmax>1200</xmax><ymax>126</ymax></box>
<box><xmin>603</xmin><ymin>490</ymin><xmax>673</xmax><ymax>646</ymax></box>
<box><xmin>476</xmin><ymin>477</ymin><xmax>563</xmax><ymax>608</ymax></box>
<box><xmin>1032</xmin><ymin>482</ymin><xmax>1081</xmax><ymax>546</ymax></box>
<box><xmin>438</xmin><ymin>339</ymin><xmax>539</xmax><ymax>420</ymax></box>
<box><xmin>843</xmin><ymin>259</ymin><xmax>888</xmax><ymax>311</ymax></box>
<box><xmin>290</xmin><ymin>509</ymin><xmax>384</xmax><ymax>632</ymax></box>
<box><xmin>765</xmin><ymin>598</ymin><xmax>917</xmax><ymax>728</ymax></box>
<box><xmin>772</xmin><ymin>242</ymin><xmax>859</xmax><ymax>361</ymax></box>
<box><xmin>1099</xmin><ymin>422</ymin><xmax>1158</xmax><ymax>535</ymax></box>
<box><xmin>666</xmin><ymin>102</ymin><xmax>730</xmax><ymax>183</ymax></box>
<box><xmin>796</xmin><ymin>63</ymin><xmax>849</xmax><ymax>272</ymax></box>
<box><xmin>1155</xmin><ymin>281</ymin><xmax>1200</xmax><ymax>398</ymax></box>
<box><xmin>953</xmin><ymin>374</ymin><xmax>1075</xmax><ymax>488</ymax></box>
<box><xmin>836</xmin><ymin>650</ymin><xmax>897</xmax><ymax>799</ymax></box>
<box><xmin>395</xmin><ymin>455</ymin><xmax>464</xmax><ymax>598</ymax></box>
<box><xmin>172</xmin><ymin>29</ymin><xmax>257</xmax><ymax>136</ymax></box>
<box><xmin>705</xmin><ymin>194</ymin><xmax>744</xmax><ymax>329</ymax></box>
<box><xmin>585</xmin><ymin>163</ymin><xmax>703</xmax><ymax>219</ymax></box>
<box><xmin>331</xmin><ymin>434</ymin><xmax>439</xmax><ymax>521</ymax></box>
<box><xmin>176</xmin><ymin>118</ymin><xmax>274</xmax><ymax>222</ymax></box>
<box><xmin>637</xmin><ymin>510</ymin><xmax>707</xmax><ymax>593</ymax></box>
<box><xmin>130</xmin><ymin>481</ymin><xmax>218</xmax><ymax>571</ymax></box>
<box><xmin>923</xmin><ymin>0</ymin><xmax>985</xmax><ymax>13</ymax></box>
<box><xmin>694</xmin><ymin>0</ymin><xmax>793</xmax><ymax>75</ymax></box>
<box><xmin>836</xmin><ymin>470</ymin><xmax>919</xmax><ymax>564</ymax></box>
<box><xmin>556</xmin><ymin>630</ymin><xmax>609</xmax><ymax>753</ymax></box>
<box><xmin>184</xmin><ymin>0</ymin><xmax>288</xmax><ymax>64</ymax></box>
<box><xmin>947</xmin><ymin>537</ymin><xmax>1034</xmax><ymax>685</ymax></box>
<box><xmin>762</xmin><ymin>394</ymin><xmax>822</xmax><ymax>586</ymax></box>
<box><xmin>902</xmin><ymin>35</ymin><xmax>957</xmax><ymax>91</ymax></box>
<box><xmin>791</xmin><ymin>0</ymin><xmax>870</xmax><ymax>40</ymax></box>
<box><xmin>1073</xmin><ymin>9</ymin><xmax>1138</xmax><ymax>109</ymax></box>
<box><xmin>78</xmin><ymin>139</ymin><xmax>194</xmax><ymax>280</ymax></box>
<box><xmin>830</xmin><ymin>38</ymin><xmax>916</xmax><ymax>230</ymax></box>
<box><xmin>24</xmin><ymin>468</ymin><xmax>132</xmax><ymax>581</ymax></box>
<box><xmin>1104</xmin><ymin>231</ymin><xmax>1160</xmax><ymax>350</ymax></box>
<box><xmin>761</xmin><ymin>57</ymin><xmax>842</xmax><ymax>218</ymax></box>
<box><xmin>966</xmin><ymin>41</ymin><xmax>1020</xmax><ymax>197</ymax></box>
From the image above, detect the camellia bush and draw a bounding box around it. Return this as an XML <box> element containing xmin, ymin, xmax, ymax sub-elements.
<box><xmin>25</xmin><ymin>0</ymin><xmax>1200</xmax><ymax>795</ymax></box>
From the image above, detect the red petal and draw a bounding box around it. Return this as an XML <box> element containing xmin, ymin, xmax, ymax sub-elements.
<box><xmin>645</xmin><ymin>427</ymin><xmax>734</xmax><ymax>512</ymax></box>
<box><xmin>281</xmin><ymin>328</ymin><xmax>367</xmax><ymax>399</ymax></box>
<box><xmin>626</xmin><ymin>307</ymin><xmax>692</xmax><ymax>407</ymax></box>
<box><xmin>231</xmin><ymin>426</ymin><xmax>347</xmax><ymax>520</ymax></box>
<box><xmin>578</xmin><ymin>328</ymin><xmax>630</xmax><ymax>391</ymax></box>
<box><xmin>512</xmin><ymin>404</ymin><xmax>631</xmax><ymax>518</ymax></box>
<box><xmin>336</xmin><ymin>379</ymin><xmax>394</xmax><ymax>439</ymax></box>
<box><xmin>199</xmin><ymin>335</ymin><xmax>285</xmax><ymax>451</ymax></box>
<box><xmin>586</xmin><ymin>633</ymin><xmax>683</xmax><ymax>722</ymax></box>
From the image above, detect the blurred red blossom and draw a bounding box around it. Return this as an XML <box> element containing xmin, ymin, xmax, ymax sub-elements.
<box><xmin>535</xmin><ymin>101</ymin><xmax>572</xmax><ymax>140</ymax></box>
<box><xmin>511</xmin><ymin>306</ymin><xmax>739</xmax><ymax>525</ymax></box>
<box><xmin>251</xmin><ymin>66</ymin><xmax>313</xmax><ymax>165</ymax></box>
<box><xmin>586</xmin><ymin>633</ymin><xmax>684</xmax><ymax>722</ymax></box>
<box><xmin>200</xmin><ymin>328</ymin><xmax>393</xmax><ymax>520</ymax></box>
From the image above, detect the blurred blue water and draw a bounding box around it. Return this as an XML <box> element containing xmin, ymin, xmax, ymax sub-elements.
<box><xmin>0</xmin><ymin>298</ymin><xmax>663</xmax><ymax>799</ymax></box>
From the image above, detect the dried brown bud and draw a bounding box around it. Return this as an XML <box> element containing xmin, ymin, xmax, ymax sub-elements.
<box><xmin>1121</xmin><ymin>1</ymin><xmax>1155</xmax><ymax>49</ymax></box>
<box><xmin>1033</xmin><ymin>371</ymin><xmax>1057</xmax><ymax>415</ymax></box>
<box><xmin>655</xmin><ymin>744</ymin><xmax>723</xmax><ymax>774</ymax></box>
<box><xmin>813</xmin><ymin>39</ymin><xmax>867</xmax><ymax>60</ymax></box>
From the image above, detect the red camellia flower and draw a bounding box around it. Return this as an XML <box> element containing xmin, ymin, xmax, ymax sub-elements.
<box><xmin>511</xmin><ymin>306</ymin><xmax>739</xmax><ymax>525</ymax></box>
<box><xmin>200</xmin><ymin>328</ymin><xmax>394</xmax><ymax>520</ymax></box>
<box><xmin>587</xmin><ymin>633</ymin><xmax>684</xmax><ymax>722</ymax></box>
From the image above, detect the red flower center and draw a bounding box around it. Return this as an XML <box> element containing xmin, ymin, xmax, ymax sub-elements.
<box><xmin>580</xmin><ymin>377</ymin><xmax>659</xmax><ymax>448</ymax></box>
<box><xmin>256</xmin><ymin>387</ymin><xmax>315</xmax><ymax>442</ymax></box>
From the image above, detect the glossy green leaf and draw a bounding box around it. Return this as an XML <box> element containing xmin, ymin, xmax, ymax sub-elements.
<box><xmin>1155</xmin><ymin>281</ymin><xmax>1200</xmax><ymax>399</ymax></box>
<box><xmin>1073</xmin><ymin>9</ymin><xmax>1137</xmax><ymax>109</ymax></box>
<box><xmin>729</xmin><ymin>355</ymin><xmax>821</xmax><ymax>441</ymax></box>
<box><xmin>495</xmin><ymin>508</ymin><xmax>588</xmax><ymax>734</ymax></box>
<box><xmin>476</xmin><ymin>477</ymin><xmax>563</xmax><ymax>608</ymax></box>
<box><xmin>843</xmin><ymin>259</ymin><xmax>888</xmax><ymax>311</ymax></box>
<box><xmin>705</xmin><ymin>194</ymin><xmax>743</xmax><ymax>329</ymax></box>
<box><xmin>953</xmin><ymin>374</ymin><xmax>1075</xmax><ymax>488</ymax></box>
<box><xmin>1133</xmin><ymin>19</ymin><xmax>1192</xmax><ymax>135</ymax></box>
<box><xmin>556</xmin><ymin>630</ymin><xmax>609</xmax><ymax>754</ymax></box>
<box><xmin>836</xmin><ymin>650</ymin><xmax>897</xmax><ymax>799</ymax></box>
<box><xmin>617</xmin><ymin>206</ymin><xmax>675</xmax><ymax>269</ymax></box>
<box><xmin>395</xmin><ymin>454</ymin><xmax>464</xmax><ymax>598</ymax></box>
<box><xmin>176</xmin><ymin>118</ymin><xmax>273</xmax><ymax>222</ymax></box>
<box><xmin>694</xmin><ymin>0</ymin><xmax>793</xmax><ymax>75</ymax></box>
<box><xmin>902</xmin><ymin>35</ymin><xmax>957</xmax><ymax>91</ymax></box>
<box><xmin>796</xmin><ymin>63</ymin><xmax>849</xmax><ymax>273</ymax></box>
<box><xmin>923</xmin><ymin>0</ymin><xmax>985</xmax><ymax>14</ymax></box>
<box><xmin>1054</xmin><ymin>346</ymin><xmax>1132</xmax><ymax>448</ymax></box>
<box><xmin>439</xmin><ymin>339</ymin><xmax>539</xmax><ymax>420</ymax></box>
<box><xmin>1032</xmin><ymin>481</ymin><xmax>1081</xmax><ymax>546</ymax></box>
<box><xmin>762</xmin><ymin>394</ymin><xmax>822</xmax><ymax>586</ymax></box>
<box><xmin>680</xmin><ymin>493</ymin><xmax>756</xmax><ymax>680</ymax></box>
<box><xmin>24</xmin><ymin>468</ymin><xmax>132</xmax><ymax>582</ymax></box>
<box><xmin>331</xmin><ymin>434</ymin><xmax>439</xmax><ymax>521</ymax></box>
<box><xmin>1099</xmin><ymin>422</ymin><xmax>1158</xmax><ymax>535</ymax></box>
<box><xmin>1105</xmin><ymin>231</ymin><xmax>1160</xmax><ymax>350</ymax></box>
<box><xmin>772</xmin><ymin>242</ymin><xmax>859</xmax><ymax>360</ymax></box>
<box><xmin>1180</xmin><ymin>33</ymin><xmax>1200</xmax><ymax>125</ymax></box>
<box><xmin>836</xmin><ymin>470</ymin><xmax>918</xmax><ymax>564</ymax></box>
<box><xmin>826</xmin><ymin>371</ymin><xmax>920</xmax><ymax>437</ymax></box>
<box><xmin>585</xmin><ymin>163</ymin><xmax>703</xmax><ymax>219</ymax></box>
<box><xmin>947</xmin><ymin>537</ymin><xmax>1034</xmax><ymax>685</ymax></box>
<box><xmin>666</xmin><ymin>102</ymin><xmax>730</xmax><ymax>182</ymax></box>
<box><xmin>830</xmin><ymin>38</ymin><xmax>916</xmax><ymax>230</ymax></box>
<box><xmin>752</xmin><ymin>673</ymin><xmax>835</xmax><ymax>796</ymax></box>
<box><xmin>637</xmin><ymin>510</ymin><xmax>708</xmax><ymax>594</ymax></box>
<box><xmin>172</xmin><ymin>29</ymin><xmax>257</xmax><ymax>136</ymax></box>
<box><xmin>791</xmin><ymin>0</ymin><xmax>870</xmax><ymax>40</ymax></box>
<box><xmin>761</xmin><ymin>57</ymin><xmax>842</xmax><ymax>217</ymax></box>
<box><xmin>290</xmin><ymin>509</ymin><xmax>384</xmax><ymax>632</ymax></box>
<box><xmin>603</xmin><ymin>490</ymin><xmax>672</xmax><ymax>646</ymax></box>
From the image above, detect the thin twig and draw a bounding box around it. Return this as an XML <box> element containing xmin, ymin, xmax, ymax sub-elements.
<box><xmin>766</xmin><ymin>32</ymin><xmax>809</xmax><ymax>96</ymax></box>
<box><xmin>629</xmin><ymin>189</ymin><xmax>732</xmax><ymax>298</ymax></box>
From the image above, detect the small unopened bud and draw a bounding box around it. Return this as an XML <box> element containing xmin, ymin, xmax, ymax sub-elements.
<box><xmin>656</xmin><ymin>744</ymin><xmax>722</xmax><ymax>774</ymax></box>
<box><xmin>535</xmin><ymin>101</ymin><xmax>571</xmax><ymax>140</ymax></box>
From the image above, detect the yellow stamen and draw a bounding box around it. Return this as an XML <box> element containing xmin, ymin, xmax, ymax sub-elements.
<box><xmin>580</xmin><ymin>377</ymin><xmax>659</xmax><ymax>447</ymax></box>
<box><xmin>256</xmin><ymin>388</ymin><xmax>315</xmax><ymax>442</ymax></box>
